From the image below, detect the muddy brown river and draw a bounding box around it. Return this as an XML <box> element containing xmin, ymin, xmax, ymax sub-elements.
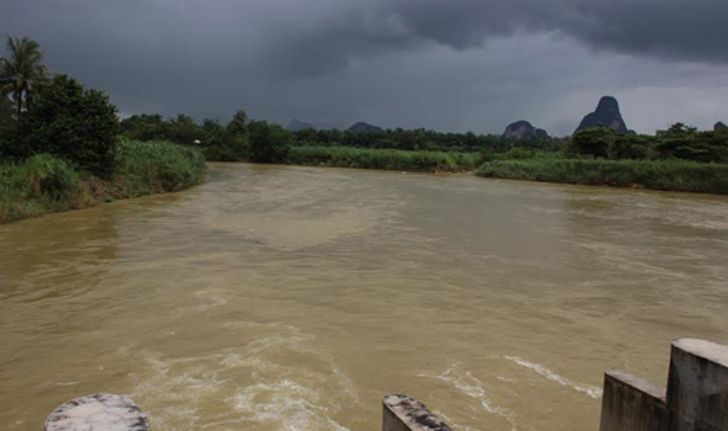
<box><xmin>2</xmin><ymin>163</ymin><xmax>728</xmax><ymax>430</ymax></box>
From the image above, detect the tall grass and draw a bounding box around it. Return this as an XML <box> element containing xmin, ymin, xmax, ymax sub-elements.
<box><xmin>286</xmin><ymin>146</ymin><xmax>481</xmax><ymax>172</ymax></box>
<box><xmin>477</xmin><ymin>159</ymin><xmax>728</xmax><ymax>194</ymax></box>
<box><xmin>0</xmin><ymin>154</ymin><xmax>86</xmax><ymax>223</ymax></box>
<box><xmin>1</xmin><ymin>140</ymin><xmax>206</xmax><ymax>224</ymax></box>
<box><xmin>113</xmin><ymin>140</ymin><xmax>206</xmax><ymax>196</ymax></box>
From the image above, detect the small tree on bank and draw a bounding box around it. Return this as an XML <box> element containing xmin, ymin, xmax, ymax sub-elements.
<box><xmin>248</xmin><ymin>120</ymin><xmax>291</xmax><ymax>163</ymax></box>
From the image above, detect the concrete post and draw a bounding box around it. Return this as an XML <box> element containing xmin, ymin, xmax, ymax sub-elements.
<box><xmin>667</xmin><ymin>338</ymin><xmax>728</xmax><ymax>431</ymax></box>
<box><xmin>44</xmin><ymin>393</ymin><xmax>148</xmax><ymax>431</ymax></box>
<box><xmin>382</xmin><ymin>394</ymin><xmax>452</xmax><ymax>431</ymax></box>
<box><xmin>599</xmin><ymin>369</ymin><xmax>668</xmax><ymax>431</ymax></box>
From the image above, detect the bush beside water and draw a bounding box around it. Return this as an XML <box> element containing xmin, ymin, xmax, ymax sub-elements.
<box><xmin>0</xmin><ymin>141</ymin><xmax>205</xmax><ymax>223</ymax></box>
<box><xmin>286</xmin><ymin>146</ymin><xmax>480</xmax><ymax>172</ymax></box>
<box><xmin>113</xmin><ymin>140</ymin><xmax>206</xmax><ymax>196</ymax></box>
<box><xmin>477</xmin><ymin>159</ymin><xmax>728</xmax><ymax>194</ymax></box>
<box><xmin>0</xmin><ymin>154</ymin><xmax>85</xmax><ymax>223</ymax></box>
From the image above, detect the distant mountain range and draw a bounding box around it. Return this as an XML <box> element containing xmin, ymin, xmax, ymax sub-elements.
<box><xmin>288</xmin><ymin>99</ymin><xmax>724</xmax><ymax>137</ymax></box>
<box><xmin>347</xmin><ymin>121</ymin><xmax>384</xmax><ymax>133</ymax></box>
<box><xmin>286</xmin><ymin>119</ymin><xmax>315</xmax><ymax>132</ymax></box>
<box><xmin>286</xmin><ymin>119</ymin><xmax>385</xmax><ymax>133</ymax></box>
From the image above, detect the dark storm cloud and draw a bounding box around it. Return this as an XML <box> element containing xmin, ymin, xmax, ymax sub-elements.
<box><xmin>248</xmin><ymin>0</ymin><xmax>728</xmax><ymax>78</ymax></box>
<box><xmin>2</xmin><ymin>0</ymin><xmax>727</xmax><ymax>134</ymax></box>
<box><xmin>385</xmin><ymin>0</ymin><xmax>728</xmax><ymax>63</ymax></box>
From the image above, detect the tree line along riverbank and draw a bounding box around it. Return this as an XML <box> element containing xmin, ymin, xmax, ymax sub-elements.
<box><xmin>114</xmin><ymin>89</ymin><xmax>728</xmax><ymax>195</ymax></box>
<box><xmin>3</xmin><ymin>36</ymin><xmax>728</xmax><ymax>225</ymax></box>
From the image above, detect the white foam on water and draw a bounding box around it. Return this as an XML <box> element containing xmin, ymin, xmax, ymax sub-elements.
<box><xmin>192</xmin><ymin>287</ymin><xmax>230</xmax><ymax>309</ymax></box>
<box><xmin>419</xmin><ymin>364</ymin><xmax>518</xmax><ymax>431</ymax></box>
<box><xmin>228</xmin><ymin>380</ymin><xmax>350</xmax><ymax>431</ymax></box>
<box><xmin>496</xmin><ymin>376</ymin><xmax>516</xmax><ymax>384</ymax></box>
<box><xmin>504</xmin><ymin>356</ymin><xmax>602</xmax><ymax>399</ymax></box>
<box><xmin>128</xmin><ymin>325</ymin><xmax>357</xmax><ymax>430</ymax></box>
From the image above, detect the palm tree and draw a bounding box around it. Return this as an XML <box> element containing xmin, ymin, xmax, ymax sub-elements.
<box><xmin>0</xmin><ymin>36</ymin><xmax>48</xmax><ymax>117</ymax></box>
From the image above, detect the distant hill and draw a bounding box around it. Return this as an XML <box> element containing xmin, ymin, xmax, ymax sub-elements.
<box><xmin>576</xmin><ymin>96</ymin><xmax>629</xmax><ymax>134</ymax></box>
<box><xmin>287</xmin><ymin>119</ymin><xmax>315</xmax><ymax>132</ymax></box>
<box><xmin>502</xmin><ymin>120</ymin><xmax>549</xmax><ymax>140</ymax></box>
<box><xmin>715</xmin><ymin>121</ymin><xmax>727</xmax><ymax>131</ymax></box>
<box><xmin>347</xmin><ymin>122</ymin><xmax>384</xmax><ymax>133</ymax></box>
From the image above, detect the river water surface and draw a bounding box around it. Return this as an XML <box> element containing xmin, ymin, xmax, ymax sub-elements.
<box><xmin>2</xmin><ymin>163</ymin><xmax>728</xmax><ymax>430</ymax></box>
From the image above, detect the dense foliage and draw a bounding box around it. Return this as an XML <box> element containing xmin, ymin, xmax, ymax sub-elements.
<box><xmin>568</xmin><ymin>125</ymin><xmax>728</xmax><ymax>163</ymax></box>
<box><xmin>292</xmin><ymin>127</ymin><xmax>566</xmax><ymax>154</ymax></box>
<box><xmin>120</xmin><ymin>110</ymin><xmax>251</xmax><ymax>161</ymax></box>
<box><xmin>14</xmin><ymin>75</ymin><xmax>119</xmax><ymax>175</ymax></box>
<box><xmin>121</xmin><ymin>112</ymin><xmax>295</xmax><ymax>164</ymax></box>
<box><xmin>0</xmin><ymin>37</ymin><xmax>207</xmax><ymax>224</ymax></box>
<box><xmin>248</xmin><ymin>121</ymin><xmax>292</xmax><ymax>163</ymax></box>
<box><xmin>293</xmin><ymin>128</ymin><xmax>504</xmax><ymax>152</ymax></box>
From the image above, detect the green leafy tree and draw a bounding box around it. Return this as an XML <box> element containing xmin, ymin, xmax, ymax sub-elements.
<box><xmin>0</xmin><ymin>36</ymin><xmax>48</xmax><ymax>117</ymax></box>
<box><xmin>568</xmin><ymin>127</ymin><xmax>617</xmax><ymax>159</ymax></box>
<box><xmin>167</xmin><ymin>114</ymin><xmax>204</xmax><ymax>145</ymax></box>
<box><xmin>222</xmin><ymin>110</ymin><xmax>250</xmax><ymax>160</ymax></box>
<box><xmin>227</xmin><ymin>110</ymin><xmax>248</xmax><ymax>136</ymax></box>
<box><xmin>653</xmin><ymin>123</ymin><xmax>725</xmax><ymax>162</ymax></box>
<box><xmin>120</xmin><ymin>114</ymin><xmax>170</xmax><ymax>141</ymax></box>
<box><xmin>18</xmin><ymin>75</ymin><xmax>118</xmax><ymax>175</ymax></box>
<box><xmin>248</xmin><ymin>120</ymin><xmax>291</xmax><ymax>163</ymax></box>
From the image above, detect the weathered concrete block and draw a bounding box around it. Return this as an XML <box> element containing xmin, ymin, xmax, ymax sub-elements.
<box><xmin>383</xmin><ymin>394</ymin><xmax>452</xmax><ymax>431</ymax></box>
<box><xmin>599</xmin><ymin>369</ymin><xmax>668</xmax><ymax>431</ymax></box>
<box><xmin>667</xmin><ymin>338</ymin><xmax>728</xmax><ymax>431</ymax></box>
<box><xmin>44</xmin><ymin>393</ymin><xmax>148</xmax><ymax>431</ymax></box>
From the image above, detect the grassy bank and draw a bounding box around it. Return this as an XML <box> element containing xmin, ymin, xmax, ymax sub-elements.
<box><xmin>477</xmin><ymin>158</ymin><xmax>728</xmax><ymax>194</ymax></box>
<box><xmin>286</xmin><ymin>145</ymin><xmax>481</xmax><ymax>172</ymax></box>
<box><xmin>0</xmin><ymin>140</ymin><xmax>206</xmax><ymax>223</ymax></box>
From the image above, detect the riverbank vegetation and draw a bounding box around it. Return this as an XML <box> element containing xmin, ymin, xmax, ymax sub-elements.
<box><xmin>0</xmin><ymin>37</ymin><xmax>205</xmax><ymax>223</ymax></box>
<box><xmin>287</xmin><ymin>146</ymin><xmax>480</xmax><ymax>172</ymax></box>
<box><xmin>0</xmin><ymin>141</ymin><xmax>205</xmax><ymax>223</ymax></box>
<box><xmin>5</xmin><ymin>35</ymin><xmax>728</xmax><ymax>203</ymax></box>
<box><xmin>118</xmin><ymin>109</ymin><xmax>728</xmax><ymax>193</ymax></box>
<box><xmin>477</xmin><ymin>159</ymin><xmax>728</xmax><ymax>195</ymax></box>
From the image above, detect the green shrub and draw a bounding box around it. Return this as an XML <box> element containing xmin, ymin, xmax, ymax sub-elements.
<box><xmin>17</xmin><ymin>75</ymin><xmax>118</xmax><ymax>176</ymax></box>
<box><xmin>248</xmin><ymin>121</ymin><xmax>291</xmax><ymax>163</ymax></box>
<box><xmin>0</xmin><ymin>154</ymin><xmax>84</xmax><ymax>223</ymax></box>
<box><xmin>114</xmin><ymin>140</ymin><xmax>206</xmax><ymax>196</ymax></box>
<box><xmin>476</xmin><ymin>158</ymin><xmax>728</xmax><ymax>194</ymax></box>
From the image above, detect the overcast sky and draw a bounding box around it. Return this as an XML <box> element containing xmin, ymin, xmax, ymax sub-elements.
<box><xmin>3</xmin><ymin>0</ymin><xmax>727</xmax><ymax>135</ymax></box>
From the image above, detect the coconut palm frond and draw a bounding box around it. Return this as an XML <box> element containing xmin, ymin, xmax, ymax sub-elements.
<box><xmin>1</xmin><ymin>36</ymin><xmax>48</xmax><ymax>115</ymax></box>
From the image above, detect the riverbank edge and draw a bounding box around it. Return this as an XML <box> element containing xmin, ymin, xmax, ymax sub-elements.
<box><xmin>0</xmin><ymin>141</ymin><xmax>206</xmax><ymax>224</ymax></box>
<box><xmin>476</xmin><ymin>158</ymin><xmax>728</xmax><ymax>195</ymax></box>
<box><xmin>282</xmin><ymin>146</ymin><xmax>728</xmax><ymax>195</ymax></box>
